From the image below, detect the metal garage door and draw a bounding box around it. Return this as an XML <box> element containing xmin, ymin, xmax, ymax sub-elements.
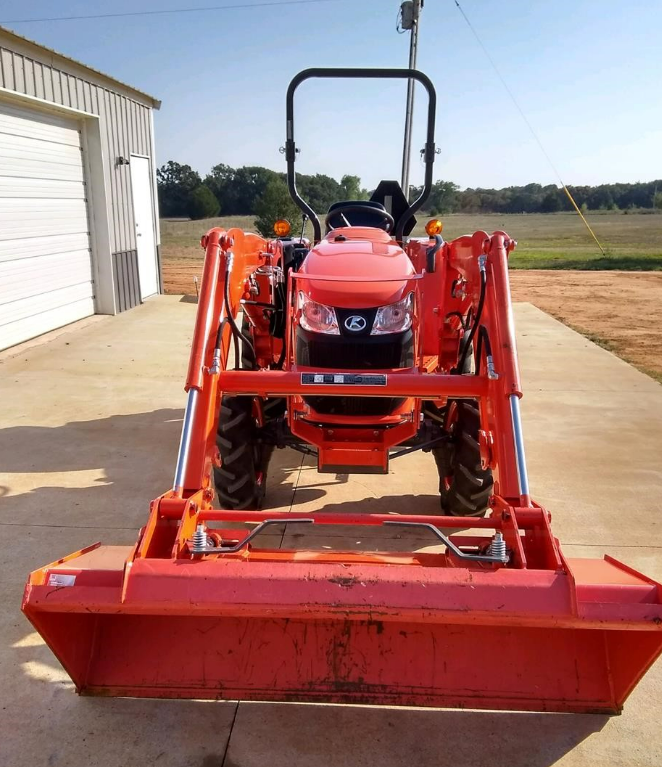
<box><xmin>0</xmin><ymin>101</ymin><xmax>94</xmax><ymax>351</ymax></box>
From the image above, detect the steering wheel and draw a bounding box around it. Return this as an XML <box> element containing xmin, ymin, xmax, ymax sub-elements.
<box><xmin>324</xmin><ymin>204</ymin><xmax>395</xmax><ymax>233</ymax></box>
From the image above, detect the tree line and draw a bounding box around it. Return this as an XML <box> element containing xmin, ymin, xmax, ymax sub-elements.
<box><xmin>414</xmin><ymin>180</ymin><xmax>662</xmax><ymax>215</ymax></box>
<box><xmin>157</xmin><ymin>161</ymin><xmax>368</xmax><ymax>220</ymax></box>
<box><xmin>157</xmin><ymin>160</ymin><xmax>662</xmax><ymax>227</ymax></box>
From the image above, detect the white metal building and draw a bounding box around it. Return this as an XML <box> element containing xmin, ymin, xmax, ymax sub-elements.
<box><xmin>0</xmin><ymin>26</ymin><xmax>161</xmax><ymax>351</ymax></box>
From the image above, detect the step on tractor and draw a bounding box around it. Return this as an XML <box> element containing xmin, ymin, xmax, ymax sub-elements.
<box><xmin>23</xmin><ymin>69</ymin><xmax>662</xmax><ymax>713</ymax></box>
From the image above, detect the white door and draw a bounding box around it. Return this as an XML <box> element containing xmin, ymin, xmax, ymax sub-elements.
<box><xmin>129</xmin><ymin>156</ymin><xmax>158</xmax><ymax>299</ymax></box>
<box><xmin>0</xmin><ymin>101</ymin><xmax>94</xmax><ymax>351</ymax></box>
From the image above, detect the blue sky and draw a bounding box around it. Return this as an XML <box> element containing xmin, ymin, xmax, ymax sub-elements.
<box><xmin>1</xmin><ymin>0</ymin><xmax>660</xmax><ymax>190</ymax></box>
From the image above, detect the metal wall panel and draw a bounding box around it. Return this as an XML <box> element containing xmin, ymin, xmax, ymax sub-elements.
<box><xmin>112</xmin><ymin>250</ymin><xmax>141</xmax><ymax>312</ymax></box>
<box><xmin>0</xmin><ymin>34</ymin><xmax>159</xmax><ymax>312</ymax></box>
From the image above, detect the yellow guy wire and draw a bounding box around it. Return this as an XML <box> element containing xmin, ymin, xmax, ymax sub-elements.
<box><xmin>453</xmin><ymin>0</ymin><xmax>606</xmax><ymax>256</ymax></box>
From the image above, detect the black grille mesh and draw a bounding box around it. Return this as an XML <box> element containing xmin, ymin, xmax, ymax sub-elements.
<box><xmin>304</xmin><ymin>338</ymin><xmax>405</xmax><ymax>369</ymax></box>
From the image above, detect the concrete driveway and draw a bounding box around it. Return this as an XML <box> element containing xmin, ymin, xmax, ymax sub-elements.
<box><xmin>1</xmin><ymin>295</ymin><xmax>661</xmax><ymax>767</ymax></box>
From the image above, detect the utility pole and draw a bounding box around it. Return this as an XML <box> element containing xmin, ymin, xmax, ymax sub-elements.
<box><xmin>399</xmin><ymin>0</ymin><xmax>423</xmax><ymax>199</ymax></box>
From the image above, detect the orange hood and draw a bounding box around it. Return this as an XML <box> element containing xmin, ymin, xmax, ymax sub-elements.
<box><xmin>298</xmin><ymin>228</ymin><xmax>415</xmax><ymax>309</ymax></box>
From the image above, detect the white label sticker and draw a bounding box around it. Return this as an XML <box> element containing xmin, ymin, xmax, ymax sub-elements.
<box><xmin>333</xmin><ymin>374</ymin><xmax>344</xmax><ymax>383</ymax></box>
<box><xmin>314</xmin><ymin>374</ymin><xmax>324</xmax><ymax>383</ymax></box>
<box><xmin>47</xmin><ymin>573</ymin><xmax>76</xmax><ymax>587</ymax></box>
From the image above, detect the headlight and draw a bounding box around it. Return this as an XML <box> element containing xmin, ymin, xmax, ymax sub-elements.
<box><xmin>298</xmin><ymin>291</ymin><xmax>339</xmax><ymax>335</ymax></box>
<box><xmin>371</xmin><ymin>293</ymin><xmax>414</xmax><ymax>335</ymax></box>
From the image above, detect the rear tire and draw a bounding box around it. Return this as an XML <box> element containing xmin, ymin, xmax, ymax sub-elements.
<box><xmin>213</xmin><ymin>396</ymin><xmax>273</xmax><ymax>510</ymax></box>
<box><xmin>433</xmin><ymin>400</ymin><xmax>493</xmax><ymax>517</ymax></box>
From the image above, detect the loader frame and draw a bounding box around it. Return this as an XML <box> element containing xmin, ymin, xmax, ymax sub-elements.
<box><xmin>22</xmin><ymin>69</ymin><xmax>662</xmax><ymax>713</ymax></box>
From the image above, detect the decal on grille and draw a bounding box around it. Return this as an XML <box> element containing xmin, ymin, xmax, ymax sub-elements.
<box><xmin>301</xmin><ymin>373</ymin><xmax>387</xmax><ymax>386</ymax></box>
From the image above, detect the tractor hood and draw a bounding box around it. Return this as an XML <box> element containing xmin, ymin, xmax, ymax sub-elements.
<box><xmin>298</xmin><ymin>228</ymin><xmax>415</xmax><ymax>309</ymax></box>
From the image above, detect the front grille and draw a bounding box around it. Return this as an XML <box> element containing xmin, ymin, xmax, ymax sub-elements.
<box><xmin>307</xmin><ymin>338</ymin><xmax>404</xmax><ymax>369</ymax></box>
<box><xmin>296</xmin><ymin>330</ymin><xmax>413</xmax><ymax>370</ymax></box>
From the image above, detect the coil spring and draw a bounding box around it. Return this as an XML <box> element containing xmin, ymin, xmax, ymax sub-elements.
<box><xmin>487</xmin><ymin>531</ymin><xmax>507</xmax><ymax>560</ymax></box>
<box><xmin>193</xmin><ymin>524</ymin><xmax>208</xmax><ymax>551</ymax></box>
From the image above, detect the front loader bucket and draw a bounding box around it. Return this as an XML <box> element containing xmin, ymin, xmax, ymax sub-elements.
<box><xmin>23</xmin><ymin>541</ymin><xmax>662</xmax><ymax>714</ymax></box>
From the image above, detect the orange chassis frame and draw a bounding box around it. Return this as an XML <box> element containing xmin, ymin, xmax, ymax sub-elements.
<box><xmin>22</xmin><ymin>225</ymin><xmax>662</xmax><ymax>713</ymax></box>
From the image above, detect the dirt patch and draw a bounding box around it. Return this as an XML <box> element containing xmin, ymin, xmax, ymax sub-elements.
<box><xmin>161</xmin><ymin>257</ymin><xmax>662</xmax><ymax>383</ymax></box>
<box><xmin>162</xmin><ymin>257</ymin><xmax>203</xmax><ymax>295</ymax></box>
<box><xmin>510</xmin><ymin>271</ymin><xmax>662</xmax><ymax>382</ymax></box>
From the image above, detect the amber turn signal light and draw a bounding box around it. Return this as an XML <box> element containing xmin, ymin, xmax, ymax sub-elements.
<box><xmin>273</xmin><ymin>219</ymin><xmax>291</xmax><ymax>237</ymax></box>
<box><xmin>425</xmin><ymin>218</ymin><xmax>443</xmax><ymax>236</ymax></box>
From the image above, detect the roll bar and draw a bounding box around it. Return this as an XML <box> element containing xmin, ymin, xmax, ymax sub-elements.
<box><xmin>285</xmin><ymin>68</ymin><xmax>437</xmax><ymax>243</ymax></box>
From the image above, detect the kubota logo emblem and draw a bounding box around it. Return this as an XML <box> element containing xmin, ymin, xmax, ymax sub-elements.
<box><xmin>344</xmin><ymin>315</ymin><xmax>367</xmax><ymax>332</ymax></box>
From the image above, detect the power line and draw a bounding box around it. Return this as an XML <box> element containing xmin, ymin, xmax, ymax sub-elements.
<box><xmin>453</xmin><ymin>0</ymin><xmax>606</xmax><ymax>255</ymax></box>
<box><xmin>0</xmin><ymin>0</ymin><xmax>344</xmax><ymax>25</ymax></box>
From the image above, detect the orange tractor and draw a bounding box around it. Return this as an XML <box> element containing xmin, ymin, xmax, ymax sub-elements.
<box><xmin>23</xmin><ymin>69</ymin><xmax>662</xmax><ymax>713</ymax></box>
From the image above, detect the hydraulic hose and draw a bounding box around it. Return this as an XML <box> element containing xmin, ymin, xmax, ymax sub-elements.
<box><xmin>210</xmin><ymin>317</ymin><xmax>231</xmax><ymax>374</ymax></box>
<box><xmin>225</xmin><ymin>279</ymin><xmax>256</xmax><ymax>370</ymax></box>
<box><xmin>475</xmin><ymin>325</ymin><xmax>493</xmax><ymax>376</ymax></box>
<box><xmin>219</xmin><ymin>253</ymin><xmax>256</xmax><ymax>371</ymax></box>
<box><xmin>456</xmin><ymin>259</ymin><xmax>487</xmax><ymax>375</ymax></box>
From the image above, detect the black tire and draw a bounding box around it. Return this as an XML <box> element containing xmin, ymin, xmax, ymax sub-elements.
<box><xmin>213</xmin><ymin>396</ymin><xmax>273</xmax><ymax>510</ymax></box>
<box><xmin>433</xmin><ymin>400</ymin><xmax>493</xmax><ymax>517</ymax></box>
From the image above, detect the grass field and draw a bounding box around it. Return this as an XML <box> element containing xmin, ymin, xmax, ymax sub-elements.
<box><xmin>161</xmin><ymin>211</ymin><xmax>662</xmax><ymax>270</ymax></box>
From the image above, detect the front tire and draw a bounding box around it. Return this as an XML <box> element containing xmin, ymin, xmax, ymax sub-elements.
<box><xmin>213</xmin><ymin>396</ymin><xmax>272</xmax><ymax>510</ymax></box>
<box><xmin>433</xmin><ymin>400</ymin><xmax>493</xmax><ymax>517</ymax></box>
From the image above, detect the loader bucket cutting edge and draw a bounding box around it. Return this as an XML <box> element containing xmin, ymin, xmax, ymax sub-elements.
<box><xmin>22</xmin><ymin>543</ymin><xmax>662</xmax><ymax>714</ymax></box>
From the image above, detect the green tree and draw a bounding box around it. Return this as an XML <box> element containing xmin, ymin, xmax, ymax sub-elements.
<box><xmin>427</xmin><ymin>180</ymin><xmax>459</xmax><ymax>215</ymax></box>
<box><xmin>204</xmin><ymin>163</ymin><xmax>235</xmax><ymax>212</ymax></box>
<box><xmin>231</xmin><ymin>166</ymin><xmax>281</xmax><ymax>213</ymax></box>
<box><xmin>157</xmin><ymin>161</ymin><xmax>201</xmax><ymax>217</ymax></box>
<box><xmin>204</xmin><ymin>164</ymin><xmax>280</xmax><ymax>214</ymax></box>
<box><xmin>298</xmin><ymin>173</ymin><xmax>343</xmax><ymax>212</ymax></box>
<box><xmin>540</xmin><ymin>189</ymin><xmax>562</xmax><ymax>213</ymax></box>
<box><xmin>654</xmin><ymin>191</ymin><xmax>662</xmax><ymax>211</ymax></box>
<box><xmin>587</xmin><ymin>187</ymin><xmax>614</xmax><ymax>210</ymax></box>
<box><xmin>187</xmin><ymin>185</ymin><xmax>220</xmax><ymax>220</ymax></box>
<box><xmin>254</xmin><ymin>178</ymin><xmax>302</xmax><ymax>238</ymax></box>
<box><xmin>340</xmin><ymin>174</ymin><xmax>368</xmax><ymax>201</ymax></box>
<box><xmin>458</xmin><ymin>190</ymin><xmax>480</xmax><ymax>212</ymax></box>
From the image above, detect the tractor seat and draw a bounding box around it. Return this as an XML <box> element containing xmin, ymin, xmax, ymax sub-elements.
<box><xmin>326</xmin><ymin>200</ymin><xmax>389</xmax><ymax>231</ymax></box>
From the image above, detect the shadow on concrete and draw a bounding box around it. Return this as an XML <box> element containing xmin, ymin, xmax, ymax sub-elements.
<box><xmin>225</xmin><ymin>701</ymin><xmax>609</xmax><ymax>767</ymax></box>
<box><xmin>310</xmin><ymin>492</ymin><xmax>442</xmax><ymax>516</ymax></box>
<box><xmin>0</xmin><ymin>409</ymin><xmax>185</xmax><ymax>529</ymax></box>
<box><xmin>0</xmin><ymin>406</ymin><xmax>444</xmax><ymax>526</ymax></box>
<box><xmin>0</xmin><ymin>411</ymin><xmax>311</xmax><ymax>527</ymax></box>
<box><xmin>6</xmin><ymin>625</ymin><xmax>238</xmax><ymax>766</ymax></box>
